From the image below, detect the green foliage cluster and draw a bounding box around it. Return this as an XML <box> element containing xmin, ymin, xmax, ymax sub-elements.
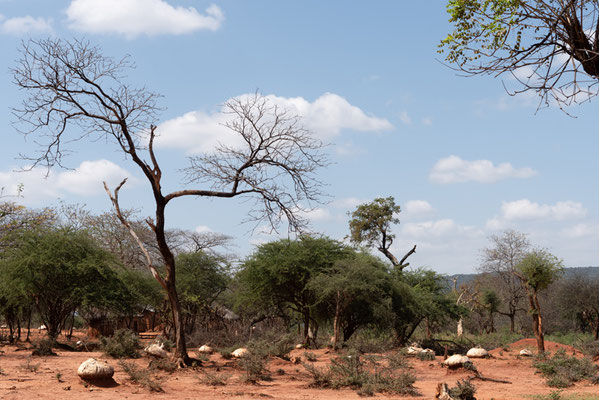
<box><xmin>101</xmin><ymin>329</ymin><xmax>142</xmax><ymax>359</ymax></box>
<box><xmin>303</xmin><ymin>350</ymin><xmax>418</xmax><ymax>396</ymax></box>
<box><xmin>448</xmin><ymin>378</ymin><xmax>477</xmax><ymax>400</ymax></box>
<box><xmin>533</xmin><ymin>349</ymin><xmax>599</xmax><ymax>388</ymax></box>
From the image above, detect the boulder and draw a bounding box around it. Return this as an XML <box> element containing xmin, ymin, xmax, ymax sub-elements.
<box><xmin>144</xmin><ymin>343</ymin><xmax>167</xmax><ymax>358</ymax></box>
<box><xmin>466</xmin><ymin>347</ymin><xmax>489</xmax><ymax>358</ymax></box>
<box><xmin>443</xmin><ymin>354</ymin><xmax>470</xmax><ymax>368</ymax></box>
<box><xmin>198</xmin><ymin>345</ymin><xmax>213</xmax><ymax>354</ymax></box>
<box><xmin>407</xmin><ymin>346</ymin><xmax>423</xmax><ymax>355</ymax></box>
<box><xmin>520</xmin><ymin>348</ymin><xmax>533</xmax><ymax>357</ymax></box>
<box><xmin>295</xmin><ymin>344</ymin><xmax>304</xmax><ymax>349</ymax></box>
<box><xmin>421</xmin><ymin>348</ymin><xmax>435</xmax><ymax>355</ymax></box>
<box><xmin>231</xmin><ymin>348</ymin><xmax>249</xmax><ymax>358</ymax></box>
<box><xmin>77</xmin><ymin>358</ymin><xmax>114</xmax><ymax>380</ymax></box>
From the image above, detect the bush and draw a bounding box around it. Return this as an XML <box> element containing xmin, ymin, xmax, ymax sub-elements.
<box><xmin>239</xmin><ymin>352</ymin><xmax>271</xmax><ymax>383</ymax></box>
<box><xmin>119</xmin><ymin>360</ymin><xmax>163</xmax><ymax>392</ymax></box>
<box><xmin>154</xmin><ymin>335</ymin><xmax>174</xmax><ymax>352</ymax></box>
<box><xmin>345</xmin><ymin>331</ymin><xmax>395</xmax><ymax>354</ymax></box>
<box><xmin>101</xmin><ymin>329</ymin><xmax>141</xmax><ymax>359</ymax></box>
<box><xmin>386</xmin><ymin>352</ymin><xmax>410</xmax><ymax>369</ymax></box>
<box><xmin>417</xmin><ymin>351</ymin><xmax>436</xmax><ymax>361</ymax></box>
<box><xmin>31</xmin><ymin>339</ymin><xmax>57</xmax><ymax>356</ymax></box>
<box><xmin>448</xmin><ymin>379</ymin><xmax>477</xmax><ymax>400</ymax></box>
<box><xmin>579</xmin><ymin>340</ymin><xmax>599</xmax><ymax>359</ymax></box>
<box><xmin>303</xmin><ymin>350</ymin><xmax>418</xmax><ymax>396</ymax></box>
<box><xmin>303</xmin><ymin>351</ymin><xmax>318</xmax><ymax>362</ymax></box>
<box><xmin>533</xmin><ymin>349</ymin><xmax>599</xmax><ymax>388</ymax></box>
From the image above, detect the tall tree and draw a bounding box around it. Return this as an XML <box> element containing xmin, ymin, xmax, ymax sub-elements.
<box><xmin>515</xmin><ymin>250</ymin><xmax>564</xmax><ymax>353</ymax></box>
<box><xmin>348</xmin><ymin>197</ymin><xmax>416</xmax><ymax>271</ymax></box>
<box><xmin>235</xmin><ymin>236</ymin><xmax>351</xmax><ymax>346</ymax></box>
<box><xmin>440</xmin><ymin>0</ymin><xmax>599</xmax><ymax>108</ymax></box>
<box><xmin>13</xmin><ymin>38</ymin><xmax>327</xmax><ymax>366</ymax></box>
<box><xmin>480</xmin><ymin>229</ymin><xmax>530</xmax><ymax>333</ymax></box>
<box><xmin>0</xmin><ymin>227</ymin><xmax>120</xmax><ymax>342</ymax></box>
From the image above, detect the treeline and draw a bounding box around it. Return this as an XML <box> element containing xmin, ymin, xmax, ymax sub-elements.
<box><xmin>1</xmin><ymin>200</ymin><xmax>597</xmax><ymax>355</ymax></box>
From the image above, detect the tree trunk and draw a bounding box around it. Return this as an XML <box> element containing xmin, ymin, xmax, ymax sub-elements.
<box><xmin>529</xmin><ymin>292</ymin><xmax>545</xmax><ymax>354</ymax></box>
<box><xmin>509</xmin><ymin>313</ymin><xmax>516</xmax><ymax>334</ymax></box>
<box><xmin>165</xmin><ymin>278</ymin><xmax>190</xmax><ymax>367</ymax></box>
<box><xmin>594</xmin><ymin>317</ymin><xmax>599</xmax><ymax>341</ymax></box>
<box><xmin>457</xmin><ymin>318</ymin><xmax>463</xmax><ymax>337</ymax></box>
<box><xmin>332</xmin><ymin>291</ymin><xmax>341</xmax><ymax>350</ymax></box>
<box><xmin>26</xmin><ymin>309</ymin><xmax>31</xmax><ymax>342</ymax></box>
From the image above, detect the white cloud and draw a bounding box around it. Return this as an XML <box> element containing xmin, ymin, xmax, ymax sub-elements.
<box><xmin>65</xmin><ymin>0</ymin><xmax>224</xmax><ymax>38</ymax></box>
<box><xmin>421</xmin><ymin>117</ymin><xmax>433</xmax><ymax>126</ymax></box>
<box><xmin>403</xmin><ymin>200</ymin><xmax>434</xmax><ymax>219</ymax></box>
<box><xmin>156</xmin><ymin>93</ymin><xmax>392</xmax><ymax>154</ymax></box>
<box><xmin>499</xmin><ymin>199</ymin><xmax>587</xmax><ymax>221</ymax></box>
<box><xmin>0</xmin><ymin>14</ymin><xmax>53</xmax><ymax>35</ymax></box>
<box><xmin>399</xmin><ymin>110</ymin><xmax>412</xmax><ymax>125</ymax></box>
<box><xmin>0</xmin><ymin>160</ymin><xmax>135</xmax><ymax>205</ymax></box>
<box><xmin>429</xmin><ymin>155</ymin><xmax>537</xmax><ymax>184</ymax></box>
<box><xmin>195</xmin><ymin>225</ymin><xmax>212</xmax><ymax>233</ymax></box>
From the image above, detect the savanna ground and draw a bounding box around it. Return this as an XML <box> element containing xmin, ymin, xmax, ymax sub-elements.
<box><xmin>1</xmin><ymin>331</ymin><xmax>598</xmax><ymax>400</ymax></box>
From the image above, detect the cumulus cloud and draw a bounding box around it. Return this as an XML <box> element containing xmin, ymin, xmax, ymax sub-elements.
<box><xmin>403</xmin><ymin>200</ymin><xmax>434</xmax><ymax>219</ymax></box>
<box><xmin>429</xmin><ymin>155</ymin><xmax>537</xmax><ymax>184</ymax></box>
<box><xmin>0</xmin><ymin>14</ymin><xmax>53</xmax><ymax>35</ymax></box>
<box><xmin>156</xmin><ymin>93</ymin><xmax>392</xmax><ymax>154</ymax></box>
<box><xmin>500</xmin><ymin>199</ymin><xmax>587</xmax><ymax>221</ymax></box>
<box><xmin>0</xmin><ymin>160</ymin><xmax>135</xmax><ymax>205</ymax></box>
<box><xmin>65</xmin><ymin>0</ymin><xmax>224</xmax><ymax>38</ymax></box>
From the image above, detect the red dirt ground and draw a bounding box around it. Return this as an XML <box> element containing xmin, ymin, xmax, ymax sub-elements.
<box><xmin>0</xmin><ymin>334</ymin><xmax>597</xmax><ymax>399</ymax></box>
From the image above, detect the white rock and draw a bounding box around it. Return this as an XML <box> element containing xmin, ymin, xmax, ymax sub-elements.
<box><xmin>520</xmin><ymin>349</ymin><xmax>533</xmax><ymax>357</ymax></box>
<box><xmin>231</xmin><ymin>348</ymin><xmax>249</xmax><ymax>358</ymax></box>
<box><xmin>38</xmin><ymin>325</ymin><xmax>47</xmax><ymax>330</ymax></box>
<box><xmin>466</xmin><ymin>347</ymin><xmax>489</xmax><ymax>358</ymax></box>
<box><xmin>421</xmin><ymin>348</ymin><xmax>435</xmax><ymax>355</ymax></box>
<box><xmin>144</xmin><ymin>343</ymin><xmax>167</xmax><ymax>358</ymax></box>
<box><xmin>77</xmin><ymin>358</ymin><xmax>114</xmax><ymax>380</ymax></box>
<box><xmin>198</xmin><ymin>345</ymin><xmax>213</xmax><ymax>354</ymax></box>
<box><xmin>443</xmin><ymin>354</ymin><xmax>470</xmax><ymax>368</ymax></box>
<box><xmin>407</xmin><ymin>346</ymin><xmax>423</xmax><ymax>355</ymax></box>
<box><xmin>295</xmin><ymin>344</ymin><xmax>303</xmax><ymax>349</ymax></box>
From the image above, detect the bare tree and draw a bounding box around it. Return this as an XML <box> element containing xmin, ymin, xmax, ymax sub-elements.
<box><xmin>480</xmin><ymin>229</ymin><xmax>530</xmax><ymax>333</ymax></box>
<box><xmin>12</xmin><ymin>38</ymin><xmax>327</xmax><ymax>366</ymax></box>
<box><xmin>440</xmin><ymin>0</ymin><xmax>599</xmax><ymax>109</ymax></box>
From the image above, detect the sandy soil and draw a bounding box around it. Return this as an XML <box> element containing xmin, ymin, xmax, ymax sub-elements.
<box><xmin>0</xmin><ymin>335</ymin><xmax>597</xmax><ymax>400</ymax></box>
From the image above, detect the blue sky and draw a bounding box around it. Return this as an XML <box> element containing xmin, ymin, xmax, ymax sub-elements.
<box><xmin>0</xmin><ymin>0</ymin><xmax>597</xmax><ymax>274</ymax></box>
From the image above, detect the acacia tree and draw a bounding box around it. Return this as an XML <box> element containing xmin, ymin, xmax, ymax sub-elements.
<box><xmin>13</xmin><ymin>38</ymin><xmax>327</xmax><ymax>366</ymax></box>
<box><xmin>348</xmin><ymin>197</ymin><xmax>416</xmax><ymax>271</ymax></box>
<box><xmin>441</xmin><ymin>0</ymin><xmax>599</xmax><ymax>108</ymax></box>
<box><xmin>515</xmin><ymin>250</ymin><xmax>563</xmax><ymax>353</ymax></box>
<box><xmin>480</xmin><ymin>229</ymin><xmax>530</xmax><ymax>333</ymax></box>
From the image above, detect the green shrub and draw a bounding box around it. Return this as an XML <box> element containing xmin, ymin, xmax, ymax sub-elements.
<box><xmin>386</xmin><ymin>352</ymin><xmax>410</xmax><ymax>369</ymax></box>
<box><xmin>154</xmin><ymin>335</ymin><xmax>174</xmax><ymax>352</ymax></box>
<box><xmin>101</xmin><ymin>329</ymin><xmax>141</xmax><ymax>359</ymax></box>
<box><xmin>303</xmin><ymin>351</ymin><xmax>318</xmax><ymax>362</ymax></box>
<box><xmin>417</xmin><ymin>351</ymin><xmax>435</xmax><ymax>361</ymax></box>
<box><xmin>448</xmin><ymin>379</ymin><xmax>477</xmax><ymax>400</ymax></box>
<box><xmin>533</xmin><ymin>349</ymin><xmax>599</xmax><ymax>388</ymax></box>
<box><xmin>303</xmin><ymin>350</ymin><xmax>417</xmax><ymax>396</ymax></box>
<box><xmin>119</xmin><ymin>360</ymin><xmax>163</xmax><ymax>392</ymax></box>
<box><xmin>239</xmin><ymin>351</ymin><xmax>271</xmax><ymax>383</ymax></box>
<box><xmin>579</xmin><ymin>340</ymin><xmax>599</xmax><ymax>359</ymax></box>
<box><xmin>345</xmin><ymin>331</ymin><xmax>394</xmax><ymax>354</ymax></box>
<box><xmin>31</xmin><ymin>339</ymin><xmax>57</xmax><ymax>356</ymax></box>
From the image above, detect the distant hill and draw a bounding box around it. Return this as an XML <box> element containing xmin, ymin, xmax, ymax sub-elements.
<box><xmin>447</xmin><ymin>266</ymin><xmax>599</xmax><ymax>288</ymax></box>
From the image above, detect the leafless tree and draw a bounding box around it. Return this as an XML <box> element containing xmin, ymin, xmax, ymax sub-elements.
<box><xmin>441</xmin><ymin>0</ymin><xmax>599</xmax><ymax>110</ymax></box>
<box><xmin>479</xmin><ymin>229</ymin><xmax>530</xmax><ymax>333</ymax></box>
<box><xmin>12</xmin><ymin>38</ymin><xmax>328</xmax><ymax>366</ymax></box>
